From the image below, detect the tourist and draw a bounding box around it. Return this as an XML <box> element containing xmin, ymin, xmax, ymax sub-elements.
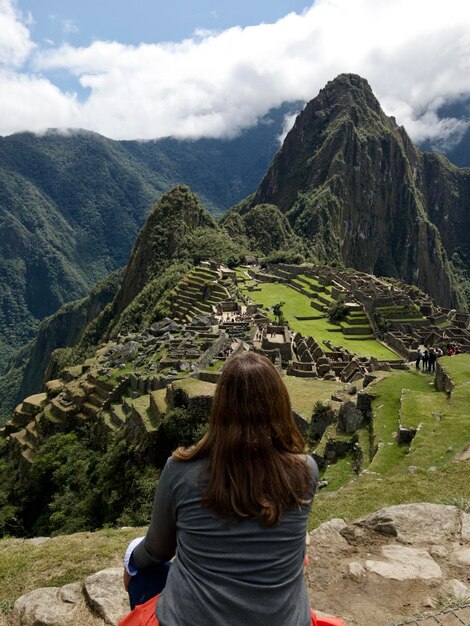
<box><xmin>428</xmin><ymin>348</ymin><xmax>436</xmax><ymax>372</ymax></box>
<box><xmin>415</xmin><ymin>350</ymin><xmax>421</xmax><ymax>369</ymax></box>
<box><xmin>119</xmin><ymin>352</ymin><xmax>343</xmax><ymax>626</ymax></box>
<box><xmin>422</xmin><ymin>349</ymin><xmax>429</xmax><ymax>371</ymax></box>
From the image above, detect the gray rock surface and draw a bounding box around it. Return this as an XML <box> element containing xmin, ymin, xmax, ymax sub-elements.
<box><xmin>355</xmin><ymin>503</ymin><xmax>461</xmax><ymax>543</ymax></box>
<box><xmin>310</xmin><ymin>518</ymin><xmax>349</xmax><ymax>548</ymax></box>
<box><xmin>306</xmin><ymin>503</ymin><xmax>470</xmax><ymax>625</ymax></box>
<box><xmin>365</xmin><ymin>545</ymin><xmax>443</xmax><ymax>580</ymax></box>
<box><xmin>13</xmin><ymin>587</ymin><xmax>78</xmax><ymax>626</ymax></box>
<box><xmin>337</xmin><ymin>401</ymin><xmax>363</xmax><ymax>433</ymax></box>
<box><xmin>462</xmin><ymin>512</ymin><xmax>470</xmax><ymax>542</ymax></box>
<box><xmin>84</xmin><ymin>568</ymin><xmax>129</xmax><ymax>625</ymax></box>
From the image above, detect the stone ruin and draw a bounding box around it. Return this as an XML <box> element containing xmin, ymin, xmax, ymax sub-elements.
<box><xmin>3</xmin><ymin>261</ymin><xmax>469</xmax><ymax>473</ymax></box>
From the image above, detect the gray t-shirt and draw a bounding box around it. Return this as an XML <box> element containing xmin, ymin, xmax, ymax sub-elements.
<box><xmin>132</xmin><ymin>455</ymin><xmax>319</xmax><ymax>626</ymax></box>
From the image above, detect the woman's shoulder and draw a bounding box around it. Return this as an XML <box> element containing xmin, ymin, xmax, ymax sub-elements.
<box><xmin>302</xmin><ymin>454</ymin><xmax>320</xmax><ymax>486</ymax></box>
<box><xmin>164</xmin><ymin>455</ymin><xmax>208</xmax><ymax>485</ymax></box>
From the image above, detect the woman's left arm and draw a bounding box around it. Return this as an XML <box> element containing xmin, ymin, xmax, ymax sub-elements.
<box><xmin>130</xmin><ymin>458</ymin><xmax>178</xmax><ymax>570</ymax></box>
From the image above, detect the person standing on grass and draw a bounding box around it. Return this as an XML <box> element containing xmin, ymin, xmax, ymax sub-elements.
<box><xmin>422</xmin><ymin>349</ymin><xmax>429</xmax><ymax>372</ymax></box>
<box><xmin>415</xmin><ymin>350</ymin><xmax>421</xmax><ymax>369</ymax></box>
<box><xmin>119</xmin><ymin>351</ymin><xmax>344</xmax><ymax>626</ymax></box>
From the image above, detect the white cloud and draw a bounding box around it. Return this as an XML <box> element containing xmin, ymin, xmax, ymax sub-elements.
<box><xmin>0</xmin><ymin>0</ymin><xmax>35</xmax><ymax>66</ymax></box>
<box><xmin>62</xmin><ymin>18</ymin><xmax>78</xmax><ymax>35</ymax></box>
<box><xmin>278</xmin><ymin>110</ymin><xmax>302</xmax><ymax>144</ymax></box>
<box><xmin>0</xmin><ymin>0</ymin><xmax>470</xmax><ymax>143</ymax></box>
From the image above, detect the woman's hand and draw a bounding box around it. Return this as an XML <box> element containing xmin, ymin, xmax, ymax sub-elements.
<box><xmin>123</xmin><ymin>568</ymin><xmax>132</xmax><ymax>592</ymax></box>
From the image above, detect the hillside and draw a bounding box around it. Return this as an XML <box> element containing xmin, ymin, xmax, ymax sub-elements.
<box><xmin>0</xmin><ymin>177</ymin><xmax>469</xmax><ymax>534</ymax></box>
<box><xmin>0</xmin><ymin>105</ymin><xmax>293</xmax><ymax>374</ymax></box>
<box><xmin>3</xmin><ymin>73</ymin><xmax>470</xmax><ymax>426</ymax></box>
<box><xmin>0</xmin><ymin>175</ymin><xmax>468</xmax><ymax>625</ymax></box>
<box><xmin>243</xmin><ymin>74</ymin><xmax>470</xmax><ymax>310</ymax></box>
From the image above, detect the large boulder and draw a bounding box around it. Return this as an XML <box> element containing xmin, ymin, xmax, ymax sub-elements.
<box><xmin>337</xmin><ymin>401</ymin><xmax>363</xmax><ymax>433</ymax></box>
<box><xmin>11</xmin><ymin>571</ymin><xmax>128</xmax><ymax>626</ymax></box>
<box><xmin>84</xmin><ymin>568</ymin><xmax>129</xmax><ymax>625</ymax></box>
<box><xmin>306</xmin><ymin>503</ymin><xmax>470</xmax><ymax>625</ymax></box>
<box><xmin>13</xmin><ymin>584</ymin><xmax>83</xmax><ymax>626</ymax></box>
<box><xmin>354</xmin><ymin>503</ymin><xmax>462</xmax><ymax>544</ymax></box>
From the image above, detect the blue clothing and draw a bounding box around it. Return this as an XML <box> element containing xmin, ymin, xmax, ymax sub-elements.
<box><xmin>131</xmin><ymin>455</ymin><xmax>319</xmax><ymax>626</ymax></box>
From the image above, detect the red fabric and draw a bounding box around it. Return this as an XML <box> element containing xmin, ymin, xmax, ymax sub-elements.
<box><xmin>118</xmin><ymin>597</ymin><xmax>345</xmax><ymax>626</ymax></box>
<box><xmin>311</xmin><ymin>609</ymin><xmax>346</xmax><ymax>625</ymax></box>
<box><xmin>118</xmin><ymin>594</ymin><xmax>159</xmax><ymax>626</ymax></box>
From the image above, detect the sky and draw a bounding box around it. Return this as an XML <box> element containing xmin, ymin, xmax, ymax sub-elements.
<box><xmin>1</xmin><ymin>0</ymin><xmax>470</xmax><ymax>144</ymax></box>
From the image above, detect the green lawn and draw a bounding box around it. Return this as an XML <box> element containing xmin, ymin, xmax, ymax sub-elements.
<box><xmin>310</xmin><ymin>366</ymin><xmax>470</xmax><ymax>529</ymax></box>
<box><xmin>172</xmin><ymin>378</ymin><xmax>217</xmax><ymax>398</ymax></box>
<box><xmin>241</xmin><ymin>282</ymin><xmax>399</xmax><ymax>360</ymax></box>
<box><xmin>283</xmin><ymin>376</ymin><xmax>340</xmax><ymax>421</ymax></box>
<box><xmin>203</xmin><ymin>359</ymin><xmax>225</xmax><ymax>372</ymax></box>
<box><xmin>368</xmin><ymin>370</ymin><xmax>435</xmax><ymax>472</ymax></box>
<box><xmin>439</xmin><ymin>353</ymin><xmax>470</xmax><ymax>386</ymax></box>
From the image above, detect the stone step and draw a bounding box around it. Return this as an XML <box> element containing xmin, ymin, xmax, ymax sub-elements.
<box><xmin>101</xmin><ymin>412</ymin><xmax>118</xmax><ymax>432</ymax></box>
<box><xmin>80</xmin><ymin>380</ymin><xmax>95</xmax><ymax>394</ymax></box>
<box><xmin>21</xmin><ymin>447</ymin><xmax>35</xmax><ymax>464</ymax></box>
<box><xmin>110</xmin><ymin>404</ymin><xmax>127</xmax><ymax>427</ymax></box>
<box><xmin>310</xmin><ymin>300</ymin><xmax>327</xmax><ymax>313</ymax></box>
<box><xmin>150</xmin><ymin>389</ymin><xmax>168</xmax><ymax>419</ymax></box>
<box><xmin>24</xmin><ymin>422</ymin><xmax>39</xmax><ymax>446</ymax></box>
<box><xmin>22</xmin><ymin>393</ymin><xmax>48</xmax><ymax>415</ymax></box>
<box><xmin>88</xmin><ymin>393</ymin><xmax>105</xmax><ymax>408</ymax></box>
<box><xmin>81</xmin><ymin>402</ymin><xmax>100</xmax><ymax>418</ymax></box>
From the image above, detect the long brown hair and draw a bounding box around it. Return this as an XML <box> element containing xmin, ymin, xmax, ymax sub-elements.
<box><xmin>172</xmin><ymin>351</ymin><xmax>312</xmax><ymax>525</ymax></box>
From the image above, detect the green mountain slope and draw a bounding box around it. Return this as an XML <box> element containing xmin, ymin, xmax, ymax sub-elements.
<box><xmin>0</xmin><ymin>106</ymin><xmax>293</xmax><ymax>371</ymax></box>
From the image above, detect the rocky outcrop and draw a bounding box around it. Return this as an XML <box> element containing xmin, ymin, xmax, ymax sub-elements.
<box><xmin>113</xmin><ymin>186</ymin><xmax>217</xmax><ymax>318</ymax></box>
<box><xmin>246</xmin><ymin>74</ymin><xmax>469</xmax><ymax>309</ymax></box>
<box><xmin>306</xmin><ymin>504</ymin><xmax>470</xmax><ymax>625</ymax></box>
<box><xmin>222</xmin><ymin>203</ymin><xmax>303</xmax><ymax>256</ymax></box>
<box><xmin>10</xmin><ymin>568</ymin><xmax>128</xmax><ymax>626</ymax></box>
<box><xmin>7</xmin><ymin>504</ymin><xmax>470</xmax><ymax>626</ymax></box>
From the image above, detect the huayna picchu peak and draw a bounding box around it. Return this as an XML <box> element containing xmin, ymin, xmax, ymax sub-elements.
<box><xmin>248</xmin><ymin>73</ymin><xmax>469</xmax><ymax>310</ymax></box>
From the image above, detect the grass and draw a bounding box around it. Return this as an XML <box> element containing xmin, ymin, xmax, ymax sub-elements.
<box><xmin>283</xmin><ymin>376</ymin><xmax>340</xmax><ymax>421</ymax></box>
<box><xmin>441</xmin><ymin>496</ymin><xmax>470</xmax><ymax>512</ymax></box>
<box><xmin>439</xmin><ymin>353</ymin><xmax>470</xmax><ymax>386</ymax></box>
<box><xmin>0</xmin><ymin>527</ymin><xmax>143</xmax><ymax>606</ymax></box>
<box><xmin>240</xmin><ymin>281</ymin><xmax>399</xmax><ymax>360</ymax></box>
<box><xmin>172</xmin><ymin>378</ymin><xmax>217</xmax><ymax>397</ymax></box>
<box><xmin>319</xmin><ymin>453</ymin><xmax>357</xmax><ymax>492</ymax></box>
<box><xmin>368</xmin><ymin>370</ymin><xmax>435</xmax><ymax>473</ymax></box>
<box><xmin>309</xmin><ymin>365</ymin><xmax>470</xmax><ymax>529</ymax></box>
<box><xmin>311</xmin><ymin>461</ymin><xmax>470</xmax><ymax>529</ymax></box>
<box><xmin>203</xmin><ymin>359</ymin><xmax>225</xmax><ymax>372</ymax></box>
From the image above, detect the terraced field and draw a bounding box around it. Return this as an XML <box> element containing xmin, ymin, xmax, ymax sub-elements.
<box><xmin>311</xmin><ymin>354</ymin><xmax>470</xmax><ymax>528</ymax></box>
<box><xmin>241</xmin><ymin>281</ymin><xmax>399</xmax><ymax>360</ymax></box>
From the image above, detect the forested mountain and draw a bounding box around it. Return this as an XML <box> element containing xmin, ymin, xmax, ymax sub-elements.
<box><xmin>234</xmin><ymin>74</ymin><xmax>470</xmax><ymax>309</ymax></box>
<box><xmin>2</xmin><ymin>76</ymin><xmax>470</xmax><ymax>423</ymax></box>
<box><xmin>0</xmin><ymin>104</ymin><xmax>296</xmax><ymax>373</ymax></box>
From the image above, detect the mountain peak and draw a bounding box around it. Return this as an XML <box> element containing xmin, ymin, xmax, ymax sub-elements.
<box><xmin>114</xmin><ymin>186</ymin><xmax>216</xmax><ymax>316</ymax></box>
<box><xmin>248</xmin><ymin>76</ymin><xmax>463</xmax><ymax>309</ymax></box>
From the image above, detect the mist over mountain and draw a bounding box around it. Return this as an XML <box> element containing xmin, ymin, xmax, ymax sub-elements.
<box><xmin>419</xmin><ymin>97</ymin><xmax>470</xmax><ymax>168</ymax></box>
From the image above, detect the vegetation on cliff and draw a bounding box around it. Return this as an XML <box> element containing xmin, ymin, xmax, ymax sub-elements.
<box><xmin>0</xmin><ymin>106</ymin><xmax>292</xmax><ymax>377</ymax></box>
<box><xmin>247</xmin><ymin>73</ymin><xmax>470</xmax><ymax>309</ymax></box>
